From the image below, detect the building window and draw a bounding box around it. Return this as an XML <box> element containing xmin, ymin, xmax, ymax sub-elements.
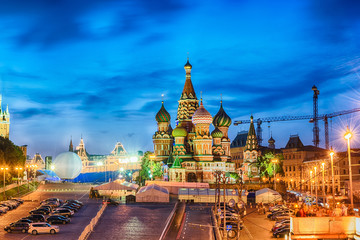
<box><xmin>344</xmin><ymin>170</ymin><xmax>346</xmax><ymax>174</ymax></box>
<box><xmin>286</xmin><ymin>166</ymin><xmax>288</xmax><ymax>172</ymax></box>
<box><xmin>293</xmin><ymin>166</ymin><xmax>295</xmax><ymax>171</ymax></box>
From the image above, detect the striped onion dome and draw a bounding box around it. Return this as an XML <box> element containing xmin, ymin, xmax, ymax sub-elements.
<box><xmin>192</xmin><ymin>101</ymin><xmax>212</xmax><ymax>125</ymax></box>
<box><xmin>172</xmin><ymin>124</ymin><xmax>188</xmax><ymax>137</ymax></box>
<box><xmin>213</xmin><ymin>102</ymin><xmax>231</xmax><ymax>127</ymax></box>
<box><xmin>211</xmin><ymin>127</ymin><xmax>223</xmax><ymax>138</ymax></box>
<box><xmin>155</xmin><ymin>102</ymin><xmax>170</xmax><ymax>122</ymax></box>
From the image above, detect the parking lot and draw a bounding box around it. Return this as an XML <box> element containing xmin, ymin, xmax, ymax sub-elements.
<box><xmin>240</xmin><ymin>208</ymin><xmax>286</xmax><ymax>240</ymax></box>
<box><xmin>0</xmin><ymin>183</ymin><xmax>101</xmax><ymax>240</ymax></box>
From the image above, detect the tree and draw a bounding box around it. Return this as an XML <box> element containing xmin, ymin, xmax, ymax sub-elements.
<box><xmin>0</xmin><ymin>137</ymin><xmax>26</xmax><ymax>183</ymax></box>
<box><xmin>256</xmin><ymin>152</ymin><xmax>284</xmax><ymax>182</ymax></box>
<box><xmin>151</xmin><ymin>161</ymin><xmax>163</xmax><ymax>179</ymax></box>
<box><xmin>137</xmin><ymin>151</ymin><xmax>152</xmax><ymax>185</ymax></box>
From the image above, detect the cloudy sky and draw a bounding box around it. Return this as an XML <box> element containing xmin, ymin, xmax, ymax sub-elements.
<box><xmin>0</xmin><ymin>0</ymin><xmax>360</xmax><ymax>157</ymax></box>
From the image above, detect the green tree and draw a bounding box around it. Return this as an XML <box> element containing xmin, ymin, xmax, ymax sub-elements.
<box><xmin>151</xmin><ymin>161</ymin><xmax>163</xmax><ymax>179</ymax></box>
<box><xmin>138</xmin><ymin>151</ymin><xmax>152</xmax><ymax>185</ymax></box>
<box><xmin>256</xmin><ymin>152</ymin><xmax>284</xmax><ymax>181</ymax></box>
<box><xmin>0</xmin><ymin>137</ymin><xmax>26</xmax><ymax>184</ymax></box>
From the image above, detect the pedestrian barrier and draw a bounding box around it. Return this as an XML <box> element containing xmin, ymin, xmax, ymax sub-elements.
<box><xmin>78</xmin><ymin>203</ymin><xmax>107</xmax><ymax>240</ymax></box>
<box><xmin>159</xmin><ymin>202</ymin><xmax>178</xmax><ymax>240</ymax></box>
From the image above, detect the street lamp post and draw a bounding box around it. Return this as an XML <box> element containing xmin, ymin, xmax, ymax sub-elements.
<box><xmin>271</xmin><ymin>159</ymin><xmax>278</xmax><ymax>190</ymax></box>
<box><xmin>15</xmin><ymin>167</ymin><xmax>23</xmax><ymax>195</ymax></box>
<box><xmin>344</xmin><ymin>127</ymin><xmax>354</xmax><ymax>209</ymax></box>
<box><xmin>1</xmin><ymin>167</ymin><xmax>8</xmax><ymax>199</ymax></box>
<box><xmin>310</xmin><ymin>170</ymin><xmax>313</xmax><ymax>197</ymax></box>
<box><xmin>322</xmin><ymin>162</ymin><xmax>325</xmax><ymax>205</ymax></box>
<box><xmin>314</xmin><ymin>166</ymin><xmax>318</xmax><ymax>205</ymax></box>
<box><xmin>330</xmin><ymin>149</ymin><xmax>336</xmax><ymax>209</ymax></box>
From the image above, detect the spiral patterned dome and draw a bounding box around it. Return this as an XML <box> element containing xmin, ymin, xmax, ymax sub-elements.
<box><xmin>211</xmin><ymin>127</ymin><xmax>224</xmax><ymax>138</ymax></box>
<box><xmin>192</xmin><ymin>101</ymin><xmax>212</xmax><ymax>125</ymax></box>
<box><xmin>172</xmin><ymin>125</ymin><xmax>188</xmax><ymax>137</ymax></box>
<box><xmin>213</xmin><ymin>102</ymin><xmax>231</xmax><ymax>127</ymax></box>
<box><xmin>155</xmin><ymin>102</ymin><xmax>171</xmax><ymax>122</ymax></box>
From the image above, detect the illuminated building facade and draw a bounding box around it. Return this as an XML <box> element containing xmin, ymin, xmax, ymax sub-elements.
<box><xmin>153</xmin><ymin>59</ymin><xmax>235</xmax><ymax>183</ymax></box>
<box><xmin>71</xmin><ymin>138</ymin><xmax>140</xmax><ymax>173</ymax></box>
<box><xmin>0</xmin><ymin>95</ymin><xmax>10</xmax><ymax>138</ymax></box>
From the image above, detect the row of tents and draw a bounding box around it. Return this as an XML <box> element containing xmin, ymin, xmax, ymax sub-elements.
<box><xmin>92</xmin><ymin>180</ymin><xmax>282</xmax><ymax>204</ymax></box>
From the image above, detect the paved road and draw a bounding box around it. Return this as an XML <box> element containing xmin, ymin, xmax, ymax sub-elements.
<box><xmin>179</xmin><ymin>204</ymin><xmax>214</xmax><ymax>240</ymax></box>
<box><xmin>89</xmin><ymin>204</ymin><xmax>174</xmax><ymax>240</ymax></box>
<box><xmin>240</xmin><ymin>208</ymin><xmax>285</xmax><ymax>240</ymax></box>
<box><xmin>0</xmin><ymin>183</ymin><xmax>101</xmax><ymax>240</ymax></box>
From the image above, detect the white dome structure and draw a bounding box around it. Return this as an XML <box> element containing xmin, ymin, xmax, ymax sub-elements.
<box><xmin>53</xmin><ymin>152</ymin><xmax>82</xmax><ymax>179</ymax></box>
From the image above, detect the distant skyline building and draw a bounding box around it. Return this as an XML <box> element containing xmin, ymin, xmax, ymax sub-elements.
<box><xmin>0</xmin><ymin>95</ymin><xmax>10</xmax><ymax>139</ymax></box>
<box><xmin>71</xmin><ymin>137</ymin><xmax>140</xmax><ymax>174</ymax></box>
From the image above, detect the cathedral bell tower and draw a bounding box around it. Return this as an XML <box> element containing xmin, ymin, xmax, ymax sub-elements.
<box><xmin>153</xmin><ymin>101</ymin><xmax>173</xmax><ymax>162</ymax></box>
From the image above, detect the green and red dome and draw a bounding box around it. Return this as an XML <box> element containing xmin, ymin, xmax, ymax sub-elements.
<box><xmin>213</xmin><ymin>102</ymin><xmax>231</xmax><ymax>127</ymax></box>
<box><xmin>155</xmin><ymin>102</ymin><xmax>171</xmax><ymax>122</ymax></box>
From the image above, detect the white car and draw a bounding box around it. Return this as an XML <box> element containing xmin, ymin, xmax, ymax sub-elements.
<box><xmin>55</xmin><ymin>208</ymin><xmax>74</xmax><ymax>215</ymax></box>
<box><xmin>29</xmin><ymin>222</ymin><xmax>59</xmax><ymax>235</ymax></box>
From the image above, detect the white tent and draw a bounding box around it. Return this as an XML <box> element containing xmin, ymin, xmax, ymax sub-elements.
<box><xmin>178</xmin><ymin>188</ymin><xmax>247</xmax><ymax>203</ymax></box>
<box><xmin>136</xmin><ymin>184</ymin><xmax>169</xmax><ymax>203</ymax></box>
<box><xmin>93</xmin><ymin>180</ymin><xmax>138</xmax><ymax>197</ymax></box>
<box><xmin>255</xmin><ymin>188</ymin><xmax>282</xmax><ymax>204</ymax></box>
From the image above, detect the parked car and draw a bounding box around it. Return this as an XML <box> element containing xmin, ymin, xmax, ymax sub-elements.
<box><xmin>29</xmin><ymin>209</ymin><xmax>49</xmax><ymax>215</ymax></box>
<box><xmin>4</xmin><ymin>222</ymin><xmax>30</xmax><ymax>233</ymax></box>
<box><xmin>59</xmin><ymin>205</ymin><xmax>78</xmax><ymax>212</ymax></box>
<box><xmin>24</xmin><ymin>214</ymin><xmax>45</xmax><ymax>223</ymax></box>
<box><xmin>66</xmin><ymin>199</ymin><xmax>83</xmax><ymax>206</ymax></box>
<box><xmin>17</xmin><ymin>219</ymin><xmax>33</xmax><ymax>224</ymax></box>
<box><xmin>273</xmin><ymin>226</ymin><xmax>290</xmax><ymax>238</ymax></box>
<box><xmin>46</xmin><ymin>215</ymin><xmax>71</xmax><ymax>225</ymax></box>
<box><xmin>103</xmin><ymin>199</ymin><xmax>119</xmax><ymax>205</ymax></box>
<box><xmin>0</xmin><ymin>207</ymin><xmax>8</xmax><ymax>214</ymax></box>
<box><xmin>28</xmin><ymin>223</ymin><xmax>59</xmax><ymax>235</ymax></box>
<box><xmin>272</xmin><ymin>221</ymin><xmax>290</xmax><ymax>232</ymax></box>
<box><xmin>50</xmin><ymin>209</ymin><xmax>73</xmax><ymax>217</ymax></box>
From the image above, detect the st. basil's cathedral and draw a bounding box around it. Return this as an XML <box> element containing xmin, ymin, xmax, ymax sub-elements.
<box><xmin>152</xmin><ymin>59</ymin><xmax>239</xmax><ymax>183</ymax></box>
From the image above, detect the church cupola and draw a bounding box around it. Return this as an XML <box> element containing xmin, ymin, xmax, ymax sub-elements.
<box><xmin>268</xmin><ymin>135</ymin><xmax>275</xmax><ymax>149</ymax></box>
<box><xmin>213</xmin><ymin>101</ymin><xmax>232</xmax><ymax>128</ymax></box>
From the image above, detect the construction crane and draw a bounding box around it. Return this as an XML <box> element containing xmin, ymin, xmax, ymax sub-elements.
<box><xmin>233</xmin><ymin>108</ymin><xmax>360</xmax><ymax>149</ymax></box>
<box><xmin>312</xmin><ymin>85</ymin><xmax>320</xmax><ymax>148</ymax></box>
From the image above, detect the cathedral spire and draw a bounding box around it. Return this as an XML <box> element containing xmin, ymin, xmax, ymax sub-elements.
<box><xmin>69</xmin><ymin>137</ymin><xmax>73</xmax><ymax>152</ymax></box>
<box><xmin>245</xmin><ymin>115</ymin><xmax>258</xmax><ymax>151</ymax></box>
<box><xmin>181</xmin><ymin>58</ymin><xmax>196</xmax><ymax>100</ymax></box>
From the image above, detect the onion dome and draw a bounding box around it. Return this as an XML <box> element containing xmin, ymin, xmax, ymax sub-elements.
<box><xmin>268</xmin><ymin>136</ymin><xmax>275</xmax><ymax>144</ymax></box>
<box><xmin>184</xmin><ymin>57</ymin><xmax>192</xmax><ymax>69</ymax></box>
<box><xmin>172</xmin><ymin>124</ymin><xmax>187</xmax><ymax>137</ymax></box>
<box><xmin>213</xmin><ymin>101</ymin><xmax>231</xmax><ymax>127</ymax></box>
<box><xmin>192</xmin><ymin>101</ymin><xmax>212</xmax><ymax>125</ymax></box>
<box><xmin>155</xmin><ymin>102</ymin><xmax>170</xmax><ymax>122</ymax></box>
<box><xmin>211</xmin><ymin>127</ymin><xmax>223</xmax><ymax>138</ymax></box>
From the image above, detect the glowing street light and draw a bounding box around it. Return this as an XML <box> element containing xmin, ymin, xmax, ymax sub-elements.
<box><xmin>271</xmin><ymin>159</ymin><xmax>278</xmax><ymax>190</ymax></box>
<box><xmin>329</xmin><ymin>149</ymin><xmax>336</xmax><ymax>208</ymax></box>
<box><xmin>310</xmin><ymin>170</ymin><xmax>313</xmax><ymax>197</ymax></box>
<box><xmin>50</xmin><ymin>165</ymin><xmax>55</xmax><ymax>171</ymax></box>
<box><xmin>344</xmin><ymin>127</ymin><xmax>354</xmax><ymax>209</ymax></box>
<box><xmin>314</xmin><ymin>166</ymin><xmax>318</xmax><ymax>205</ymax></box>
<box><xmin>1</xmin><ymin>167</ymin><xmax>8</xmax><ymax>198</ymax></box>
<box><xmin>321</xmin><ymin>162</ymin><xmax>325</xmax><ymax>205</ymax></box>
<box><xmin>15</xmin><ymin>167</ymin><xmax>23</xmax><ymax>195</ymax></box>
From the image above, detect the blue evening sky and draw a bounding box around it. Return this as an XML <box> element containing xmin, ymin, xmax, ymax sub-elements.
<box><xmin>0</xmin><ymin>0</ymin><xmax>359</xmax><ymax>157</ymax></box>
